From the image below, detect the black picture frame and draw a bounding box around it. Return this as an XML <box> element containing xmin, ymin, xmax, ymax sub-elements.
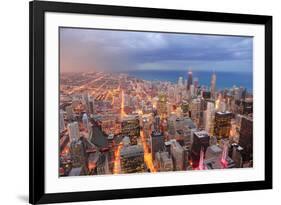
<box><xmin>29</xmin><ymin>0</ymin><xmax>272</xmax><ymax>204</ymax></box>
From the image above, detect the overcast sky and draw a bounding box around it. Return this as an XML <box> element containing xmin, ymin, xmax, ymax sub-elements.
<box><xmin>60</xmin><ymin>27</ymin><xmax>253</xmax><ymax>73</ymax></box>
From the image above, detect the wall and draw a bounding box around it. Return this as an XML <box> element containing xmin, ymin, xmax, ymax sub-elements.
<box><xmin>0</xmin><ymin>0</ymin><xmax>279</xmax><ymax>204</ymax></box>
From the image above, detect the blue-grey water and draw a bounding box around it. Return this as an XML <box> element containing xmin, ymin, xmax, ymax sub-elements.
<box><xmin>125</xmin><ymin>70</ymin><xmax>252</xmax><ymax>92</ymax></box>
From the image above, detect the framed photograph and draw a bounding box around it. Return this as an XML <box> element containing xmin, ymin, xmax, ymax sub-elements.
<box><xmin>29</xmin><ymin>0</ymin><xmax>272</xmax><ymax>204</ymax></box>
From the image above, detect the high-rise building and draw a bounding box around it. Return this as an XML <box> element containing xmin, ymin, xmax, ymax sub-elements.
<box><xmin>82</xmin><ymin>113</ymin><xmax>89</xmax><ymax>131</ymax></box>
<box><xmin>157</xmin><ymin>93</ymin><xmax>167</xmax><ymax>118</ymax></box>
<box><xmin>89</xmin><ymin>99</ymin><xmax>95</xmax><ymax>115</ymax></box>
<box><xmin>181</xmin><ymin>101</ymin><xmax>189</xmax><ymax>115</ymax></box>
<box><xmin>153</xmin><ymin>115</ymin><xmax>161</xmax><ymax>132</ymax></box>
<box><xmin>170</xmin><ymin>140</ymin><xmax>184</xmax><ymax>171</ymax></box>
<box><xmin>155</xmin><ymin>151</ymin><xmax>173</xmax><ymax>172</ymax></box>
<box><xmin>151</xmin><ymin>131</ymin><xmax>165</xmax><ymax>160</ymax></box>
<box><xmin>214</xmin><ymin>111</ymin><xmax>232</xmax><ymax>139</ymax></box>
<box><xmin>190</xmin><ymin>84</ymin><xmax>195</xmax><ymax>96</ymax></box>
<box><xmin>210</xmin><ymin>72</ymin><xmax>216</xmax><ymax>99</ymax></box>
<box><xmin>230</xmin><ymin>143</ymin><xmax>243</xmax><ymax>168</ymax></box>
<box><xmin>70</xmin><ymin>139</ymin><xmax>87</xmax><ymax>168</ymax></box>
<box><xmin>239</xmin><ymin>116</ymin><xmax>253</xmax><ymax>163</ymax></box>
<box><xmin>182</xmin><ymin>117</ymin><xmax>197</xmax><ymax>150</ymax></box>
<box><xmin>121</xmin><ymin>115</ymin><xmax>140</xmax><ymax>144</ymax></box>
<box><xmin>193</xmin><ymin>77</ymin><xmax>199</xmax><ymax>89</ymax></box>
<box><xmin>65</xmin><ymin>105</ymin><xmax>73</xmax><ymax>120</ymax></box>
<box><xmin>82</xmin><ymin>93</ymin><xmax>89</xmax><ymax>112</ymax></box>
<box><xmin>59</xmin><ymin>109</ymin><xmax>65</xmax><ymax>133</ymax></box>
<box><xmin>189</xmin><ymin>98</ymin><xmax>201</xmax><ymax>127</ymax></box>
<box><xmin>120</xmin><ymin>145</ymin><xmax>146</xmax><ymax>173</ymax></box>
<box><xmin>191</xmin><ymin>131</ymin><xmax>210</xmax><ymax>167</ymax></box>
<box><xmin>187</xmin><ymin>70</ymin><xmax>193</xmax><ymax>91</ymax></box>
<box><xmin>204</xmin><ymin>102</ymin><xmax>215</xmax><ymax>135</ymax></box>
<box><xmin>68</xmin><ymin>121</ymin><xmax>80</xmax><ymax>142</ymax></box>
<box><xmin>205</xmin><ymin>145</ymin><xmax>222</xmax><ymax>160</ymax></box>
<box><xmin>178</xmin><ymin>76</ymin><xmax>184</xmax><ymax>87</ymax></box>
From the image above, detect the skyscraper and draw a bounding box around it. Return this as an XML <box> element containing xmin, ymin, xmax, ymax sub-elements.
<box><xmin>189</xmin><ymin>98</ymin><xmax>201</xmax><ymax>127</ymax></box>
<box><xmin>187</xmin><ymin>70</ymin><xmax>193</xmax><ymax>91</ymax></box>
<box><xmin>153</xmin><ymin>115</ymin><xmax>161</xmax><ymax>132</ymax></box>
<box><xmin>178</xmin><ymin>76</ymin><xmax>184</xmax><ymax>87</ymax></box>
<box><xmin>70</xmin><ymin>139</ymin><xmax>87</xmax><ymax>168</ymax></box>
<box><xmin>214</xmin><ymin>111</ymin><xmax>232</xmax><ymax>139</ymax></box>
<box><xmin>239</xmin><ymin>116</ymin><xmax>253</xmax><ymax>163</ymax></box>
<box><xmin>157</xmin><ymin>93</ymin><xmax>167</xmax><ymax>118</ymax></box>
<box><xmin>59</xmin><ymin>109</ymin><xmax>65</xmax><ymax>133</ymax></box>
<box><xmin>121</xmin><ymin>115</ymin><xmax>140</xmax><ymax>144</ymax></box>
<box><xmin>65</xmin><ymin>105</ymin><xmax>73</xmax><ymax>120</ymax></box>
<box><xmin>210</xmin><ymin>72</ymin><xmax>216</xmax><ymax>99</ymax></box>
<box><xmin>120</xmin><ymin>145</ymin><xmax>146</xmax><ymax>173</ymax></box>
<box><xmin>68</xmin><ymin>121</ymin><xmax>80</xmax><ymax>142</ymax></box>
<box><xmin>170</xmin><ymin>140</ymin><xmax>184</xmax><ymax>171</ymax></box>
<box><xmin>204</xmin><ymin>102</ymin><xmax>215</xmax><ymax>135</ymax></box>
<box><xmin>82</xmin><ymin>113</ymin><xmax>89</xmax><ymax>131</ymax></box>
<box><xmin>151</xmin><ymin>131</ymin><xmax>165</xmax><ymax>160</ymax></box>
<box><xmin>191</xmin><ymin>131</ymin><xmax>210</xmax><ymax>167</ymax></box>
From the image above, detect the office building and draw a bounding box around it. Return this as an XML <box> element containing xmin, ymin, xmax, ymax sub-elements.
<box><xmin>151</xmin><ymin>131</ymin><xmax>165</xmax><ymax>160</ymax></box>
<box><xmin>68</xmin><ymin>121</ymin><xmax>80</xmax><ymax>142</ymax></box>
<box><xmin>153</xmin><ymin>115</ymin><xmax>161</xmax><ymax>132</ymax></box>
<box><xmin>120</xmin><ymin>145</ymin><xmax>146</xmax><ymax>173</ymax></box>
<box><xmin>204</xmin><ymin>102</ymin><xmax>215</xmax><ymax>135</ymax></box>
<box><xmin>214</xmin><ymin>111</ymin><xmax>232</xmax><ymax>139</ymax></box>
<box><xmin>121</xmin><ymin>115</ymin><xmax>140</xmax><ymax>145</ymax></box>
<box><xmin>189</xmin><ymin>98</ymin><xmax>201</xmax><ymax>127</ymax></box>
<box><xmin>155</xmin><ymin>151</ymin><xmax>173</xmax><ymax>172</ymax></box>
<box><xmin>170</xmin><ymin>140</ymin><xmax>184</xmax><ymax>171</ymax></box>
<box><xmin>178</xmin><ymin>76</ymin><xmax>184</xmax><ymax>87</ymax></box>
<box><xmin>59</xmin><ymin>109</ymin><xmax>65</xmax><ymax>133</ymax></box>
<box><xmin>82</xmin><ymin>113</ymin><xmax>89</xmax><ymax>131</ymax></box>
<box><xmin>157</xmin><ymin>93</ymin><xmax>167</xmax><ymax>118</ymax></box>
<box><xmin>191</xmin><ymin>131</ymin><xmax>210</xmax><ymax>167</ymax></box>
<box><xmin>70</xmin><ymin>139</ymin><xmax>87</xmax><ymax>168</ymax></box>
<box><xmin>187</xmin><ymin>70</ymin><xmax>193</xmax><ymax>91</ymax></box>
<box><xmin>210</xmin><ymin>72</ymin><xmax>216</xmax><ymax>99</ymax></box>
<box><xmin>239</xmin><ymin>116</ymin><xmax>253</xmax><ymax>163</ymax></box>
<box><xmin>65</xmin><ymin>105</ymin><xmax>73</xmax><ymax>120</ymax></box>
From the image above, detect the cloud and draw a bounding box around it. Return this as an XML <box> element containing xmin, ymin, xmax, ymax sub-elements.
<box><xmin>60</xmin><ymin>28</ymin><xmax>253</xmax><ymax>73</ymax></box>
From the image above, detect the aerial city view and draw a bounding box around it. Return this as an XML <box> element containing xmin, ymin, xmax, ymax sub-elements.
<box><xmin>59</xmin><ymin>28</ymin><xmax>253</xmax><ymax>177</ymax></box>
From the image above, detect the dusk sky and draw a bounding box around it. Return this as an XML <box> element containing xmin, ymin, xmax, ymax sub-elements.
<box><xmin>60</xmin><ymin>27</ymin><xmax>253</xmax><ymax>73</ymax></box>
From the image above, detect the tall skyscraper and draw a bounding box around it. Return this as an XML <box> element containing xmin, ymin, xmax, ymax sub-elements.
<box><xmin>178</xmin><ymin>76</ymin><xmax>184</xmax><ymax>87</ymax></box>
<box><xmin>59</xmin><ymin>109</ymin><xmax>65</xmax><ymax>133</ymax></box>
<box><xmin>155</xmin><ymin>151</ymin><xmax>173</xmax><ymax>172</ymax></box>
<box><xmin>70</xmin><ymin>139</ymin><xmax>87</xmax><ymax>168</ymax></box>
<box><xmin>151</xmin><ymin>131</ymin><xmax>165</xmax><ymax>160</ymax></box>
<box><xmin>170</xmin><ymin>140</ymin><xmax>184</xmax><ymax>171</ymax></box>
<box><xmin>82</xmin><ymin>93</ymin><xmax>90</xmax><ymax>112</ymax></box>
<box><xmin>239</xmin><ymin>116</ymin><xmax>253</xmax><ymax>163</ymax></box>
<box><xmin>191</xmin><ymin>131</ymin><xmax>210</xmax><ymax>167</ymax></box>
<box><xmin>210</xmin><ymin>72</ymin><xmax>216</xmax><ymax>99</ymax></box>
<box><xmin>120</xmin><ymin>145</ymin><xmax>146</xmax><ymax>173</ymax></box>
<box><xmin>89</xmin><ymin>99</ymin><xmax>95</xmax><ymax>115</ymax></box>
<box><xmin>157</xmin><ymin>93</ymin><xmax>167</xmax><ymax>118</ymax></box>
<box><xmin>187</xmin><ymin>70</ymin><xmax>193</xmax><ymax>91</ymax></box>
<box><xmin>189</xmin><ymin>98</ymin><xmax>201</xmax><ymax>127</ymax></box>
<box><xmin>65</xmin><ymin>105</ymin><xmax>73</xmax><ymax>120</ymax></box>
<box><xmin>82</xmin><ymin>113</ymin><xmax>89</xmax><ymax>131</ymax></box>
<box><xmin>153</xmin><ymin>115</ymin><xmax>161</xmax><ymax>132</ymax></box>
<box><xmin>121</xmin><ymin>115</ymin><xmax>140</xmax><ymax>144</ymax></box>
<box><xmin>213</xmin><ymin>111</ymin><xmax>232</xmax><ymax>139</ymax></box>
<box><xmin>68</xmin><ymin>121</ymin><xmax>80</xmax><ymax>142</ymax></box>
<box><xmin>204</xmin><ymin>102</ymin><xmax>215</xmax><ymax>135</ymax></box>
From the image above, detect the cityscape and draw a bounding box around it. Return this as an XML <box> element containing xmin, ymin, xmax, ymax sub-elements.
<box><xmin>59</xmin><ymin>28</ymin><xmax>253</xmax><ymax>177</ymax></box>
